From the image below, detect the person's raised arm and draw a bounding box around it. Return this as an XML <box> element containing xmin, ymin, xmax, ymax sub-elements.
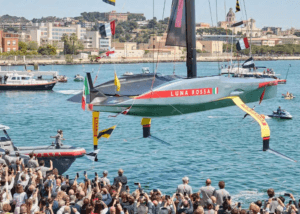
<box><xmin>117</xmin><ymin>182</ymin><xmax>122</xmax><ymax>194</ymax></box>
<box><xmin>49</xmin><ymin>160</ymin><xmax>53</xmax><ymax>171</ymax></box>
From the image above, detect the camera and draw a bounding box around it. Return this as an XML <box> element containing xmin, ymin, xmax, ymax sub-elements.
<box><xmin>76</xmin><ymin>173</ymin><xmax>79</xmax><ymax>178</ymax></box>
<box><xmin>134</xmin><ymin>182</ymin><xmax>139</xmax><ymax>185</ymax></box>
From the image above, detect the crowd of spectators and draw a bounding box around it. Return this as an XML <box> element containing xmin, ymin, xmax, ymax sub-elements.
<box><xmin>0</xmin><ymin>152</ymin><xmax>299</xmax><ymax>214</ymax></box>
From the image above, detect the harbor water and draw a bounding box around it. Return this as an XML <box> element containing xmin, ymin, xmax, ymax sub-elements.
<box><xmin>1</xmin><ymin>60</ymin><xmax>300</xmax><ymax>206</ymax></box>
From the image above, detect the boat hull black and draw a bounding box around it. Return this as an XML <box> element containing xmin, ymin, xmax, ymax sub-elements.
<box><xmin>0</xmin><ymin>81</ymin><xmax>56</xmax><ymax>91</ymax></box>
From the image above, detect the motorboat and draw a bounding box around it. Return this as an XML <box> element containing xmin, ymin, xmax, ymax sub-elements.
<box><xmin>56</xmin><ymin>75</ymin><xmax>68</xmax><ymax>83</ymax></box>
<box><xmin>268</xmin><ymin>110</ymin><xmax>292</xmax><ymax>119</ymax></box>
<box><xmin>220</xmin><ymin>65</ymin><xmax>286</xmax><ymax>84</ymax></box>
<box><xmin>74</xmin><ymin>74</ymin><xmax>84</xmax><ymax>82</ymax></box>
<box><xmin>282</xmin><ymin>93</ymin><xmax>295</xmax><ymax>100</ymax></box>
<box><xmin>0</xmin><ymin>124</ymin><xmax>86</xmax><ymax>174</ymax></box>
<box><xmin>0</xmin><ymin>73</ymin><xmax>57</xmax><ymax>91</ymax></box>
<box><xmin>142</xmin><ymin>67</ymin><xmax>150</xmax><ymax>74</ymax></box>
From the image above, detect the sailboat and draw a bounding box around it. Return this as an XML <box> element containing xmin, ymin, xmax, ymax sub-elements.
<box><xmin>68</xmin><ymin>0</ymin><xmax>298</xmax><ymax>162</ymax></box>
<box><xmin>70</xmin><ymin>0</ymin><xmax>278</xmax><ymax>117</ymax></box>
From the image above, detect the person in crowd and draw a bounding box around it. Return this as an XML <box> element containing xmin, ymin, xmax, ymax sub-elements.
<box><xmin>27</xmin><ymin>153</ymin><xmax>39</xmax><ymax>169</ymax></box>
<box><xmin>36</xmin><ymin>160</ymin><xmax>53</xmax><ymax>178</ymax></box>
<box><xmin>177</xmin><ymin>177</ymin><xmax>193</xmax><ymax>196</ymax></box>
<box><xmin>214</xmin><ymin>181</ymin><xmax>230</xmax><ymax>206</ymax></box>
<box><xmin>101</xmin><ymin>170</ymin><xmax>111</xmax><ymax>185</ymax></box>
<box><xmin>113</xmin><ymin>169</ymin><xmax>127</xmax><ymax>193</ymax></box>
<box><xmin>199</xmin><ymin>179</ymin><xmax>215</xmax><ymax>206</ymax></box>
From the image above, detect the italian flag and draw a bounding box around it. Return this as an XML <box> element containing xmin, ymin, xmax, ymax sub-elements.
<box><xmin>213</xmin><ymin>87</ymin><xmax>219</xmax><ymax>94</ymax></box>
<box><xmin>82</xmin><ymin>77</ymin><xmax>90</xmax><ymax>111</ymax></box>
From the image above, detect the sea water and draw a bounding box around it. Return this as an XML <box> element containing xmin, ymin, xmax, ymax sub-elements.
<box><xmin>0</xmin><ymin>60</ymin><xmax>299</xmax><ymax>206</ymax></box>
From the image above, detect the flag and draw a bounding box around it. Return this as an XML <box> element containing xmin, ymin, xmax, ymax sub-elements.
<box><xmin>114</xmin><ymin>71</ymin><xmax>121</xmax><ymax>92</ymax></box>
<box><xmin>97</xmin><ymin>125</ymin><xmax>117</xmax><ymax>139</ymax></box>
<box><xmin>106</xmin><ymin>50</ymin><xmax>115</xmax><ymax>56</ymax></box>
<box><xmin>231</xmin><ymin>21</ymin><xmax>244</xmax><ymax>27</ymax></box>
<box><xmin>259</xmin><ymin>87</ymin><xmax>266</xmax><ymax>105</ymax></box>
<box><xmin>236</xmin><ymin>0</ymin><xmax>240</xmax><ymax>12</ymax></box>
<box><xmin>108</xmin><ymin>106</ymin><xmax>132</xmax><ymax>118</ymax></box>
<box><xmin>236</xmin><ymin>37</ymin><xmax>250</xmax><ymax>51</ymax></box>
<box><xmin>82</xmin><ymin>77</ymin><xmax>89</xmax><ymax>110</ymax></box>
<box><xmin>103</xmin><ymin>0</ymin><xmax>115</xmax><ymax>6</ymax></box>
<box><xmin>213</xmin><ymin>87</ymin><xmax>218</xmax><ymax>94</ymax></box>
<box><xmin>86</xmin><ymin>149</ymin><xmax>100</xmax><ymax>162</ymax></box>
<box><xmin>100</xmin><ymin>20</ymin><xmax>115</xmax><ymax>38</ymax></box>
<box><xmin>242</xmin><ymin>57</ymin><xmax>255</xmax><ymax>68</ymax></box>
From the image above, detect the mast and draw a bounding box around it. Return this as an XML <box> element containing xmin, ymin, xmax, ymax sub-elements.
<box><xmin>185</xmin><ymin>0</ymin><xmax>197</xmax><ymax>78</ymax></box>
<box><xmin>249</xmin><ymin>19</ymin><xmax>253</xmax><ymax>56</ymax></box>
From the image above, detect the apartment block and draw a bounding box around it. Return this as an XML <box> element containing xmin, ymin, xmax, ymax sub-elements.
<box><xmin>2</xmin><ymin>32</ymin><xmax>19</xmax><ymax>52</ymax></box>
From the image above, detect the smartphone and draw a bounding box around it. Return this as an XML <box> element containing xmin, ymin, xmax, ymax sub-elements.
<box><xmin>19</xmin><ymin>158</ymin><xmax>21</xmax><ymax>161</ymax></box>
<box><xmin>184</xmin><ymin>192</ymin><xmax>187</xmax><ymax>196</ymax></box>
<box><xmin>238</xmin><ymin>202</ymin><xmax>241</xmax><ymax>208</ymax></box>
<box><xmin>84</xmin><ymin>171</ymin><xmax>87</xmax><ymax>175</ymax></box>
<box><xmin>76</xmin><ymin>173</ymin><xmax>79</xmax><ymax>178</ymax></box>
<box><xmin>140</xmin><ymin>193</ymin><xmax>144</xmax><ymax>196</ymax></box>
<box><xmin>165</xmin><ymin>195</ymin><xmax>170</xmax><ymax>199</ymax></box>
<box><xmin>95</xmin><ymin>172</ymin><xmax>98</xmax><ymax>176</ymax></box>
<box><xmin>126</xmin><ymin>185</ymin><xmax>129</xmax><ymax>190</ymax></box>
<box><xmin>66</xmin><ymin>175</ymin><xmax>69</xmax><ymax>179</ymax></box>
<box><xmin>289</xmin><ymin>200</ymin><xmax>292</xmax><ymax>205</ymax></box>
<box><xmin>134</xmin><ymin>182</ymin><xmax>139</xmax><ymax>185</ymax></box>
<box><xmin>272</xmin><ymin>198</ymin><xmax>277</xmax><ymax>201</ymax></box>
<box><xmin>153</xmin><ymin>189</ymin><xmax>158</xmax><ymax>192</ymax></box>
<box><xmin>284</xmin><ymin>193</ymin><xmax>291</xmax><ymax>197</ymax></box>
<box><xmin>124</xmin><ymin>208</ymin><xmax>128</xmax><ymax>213</ymax></box>
<box><xmin>48</xmin><ymin>180</ymin><xmax>52</xmax><ymax>187</ymax></box>
<box><xmin>176</xmin><ymin>193</ymin><xmax>180</xmax><ymax>196</ymax></box>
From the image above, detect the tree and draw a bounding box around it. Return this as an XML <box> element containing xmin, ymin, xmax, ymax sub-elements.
<box><xmin>19</xmin><ymin>41</ymin><xmax>27</xmax><ymax>51</ymax></box>
<box><xmin>61</xmin><ymin>33</ymin><xmax>83</xmax><ymax>55</ymax></box>
<box><xmin>38</xmin><ymin>45</ymin><xmax>57</xmax><ymax>55</ymax></box>
<box><xmin>27</xmin><ymin>41</ymin><xmax>38</xmax><ymax>50</ymax></box>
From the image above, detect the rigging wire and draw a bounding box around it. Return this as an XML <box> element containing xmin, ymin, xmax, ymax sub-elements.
<box><xmin>150</xmin><ymin>0</ymin><xmax>167</xmax><ymax>90</ymax></box>
<box><xmin>208</xmin><ymin>0</ymin><xmax>214</xmax><ymax>27</ymax></box>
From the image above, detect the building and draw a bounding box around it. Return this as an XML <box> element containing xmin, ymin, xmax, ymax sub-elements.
<box><xmin>18</xmin><ymin>32</ymin><xmax>32</xmax><ymax>43</ymax></box>
<box><xmin>27</xmin><ymin>23</ymin><xmax>86</xmax><ymax>46</ymax></box>
<box><xmin>0</xmin><ymin>30</ymin><xmax>2</xmax><ymax>52</ymax></box>
<box><xmin>217</xmin><ymin>8</ymin><xmax>262</xmax><ymax>38</ymax></box>
<box><xmin>199</xmin><ymin>35</ymin><xmax>240</xmax><ymax>43</ymax></box>
<box><xmin>262</xmin><ymin>27</ymin><xmax>282</xmax><ymax>35</ymax></box>
<box><xmin>250</xmin><ymin>37</ymin><xmax>282</xmax><ymax>46</ymax></box>
<box><xmin>111</xmin><ymin>42</ymin><xmax>144</xmax><ymax>58</ymax></box>
<box><xmin>1</xmin><ymin>32</ymin><xmax>19</xmax><ymax>52</ymax></box>
<box><xmin>82</xmin><ymin>31</ymin><xmax>111</xmax><ymax>51</ymax></box>
<box><xmin>0</xmin><ymin>22</ymin><xmax>28</xmax><ymax>31</ymax></box>
<box><xmin>199</xmin><ymin>40</ymin><xmax>223</xmax><ymax>53</ymax></box>
<box><xmin>196</xmin><ymin>23</ymin><xmax>211</xmax><ymax>30</ymax></box>
<box><xmin>99</xmin><ymin>11</ymin><xmax>144</xmax><ymax>22</ymax></box>
<box><xmin>279</xmin><ymin>35</ymin><xmax>300</xmax><ymax>45</ymax></box>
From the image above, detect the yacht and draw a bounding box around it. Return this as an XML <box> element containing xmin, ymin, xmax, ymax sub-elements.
<box><xmin>0</xmin><ymin>73</ymin><xmax>57</xmax><ymax>90</ymax></box>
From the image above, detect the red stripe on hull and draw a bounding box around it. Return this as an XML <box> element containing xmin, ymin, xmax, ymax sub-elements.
<box><xmin>258</xmin><ymin>81</ymin><xmax>278</xmax><ymax>88</ymax></box>
<box><xmin>27</xmin><ymin>149</ymin><xmax>86</xmax><ymax>158</ymax></box>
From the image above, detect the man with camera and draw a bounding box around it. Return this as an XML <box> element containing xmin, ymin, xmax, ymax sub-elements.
<box><xmin>113</xmin><ymin>169</ymin><xmax>127</xmax><ymax>193</ymax></box>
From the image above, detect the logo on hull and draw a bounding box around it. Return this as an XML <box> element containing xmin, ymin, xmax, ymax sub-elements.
<box><xmin>136</xmin><ymin>87</ymin><xmax>219</xmax><ymax>99</ymax></box>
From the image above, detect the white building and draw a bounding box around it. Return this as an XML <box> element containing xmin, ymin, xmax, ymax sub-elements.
<box><xmin>27</xmin><ymin>23</ymin><xmax>86</xmax><ymax>46</ymax></box>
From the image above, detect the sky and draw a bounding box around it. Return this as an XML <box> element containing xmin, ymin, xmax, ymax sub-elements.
<box><xmin>0</xmin><ymin>0</ymin><xmax>300</xmax><ymax>29</ymax></box>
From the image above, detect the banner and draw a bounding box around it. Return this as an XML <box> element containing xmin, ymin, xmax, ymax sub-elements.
<box><xmin>93</xmin><ymin>111</ymin><xmax>100</xmax><ymax>150</ymax></box>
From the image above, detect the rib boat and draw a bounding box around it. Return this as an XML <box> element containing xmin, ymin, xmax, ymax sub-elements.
<box><xmin>0</xmin><ymin>125</ymin><xmax>86</xmax><ymax>174</ymax></box>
